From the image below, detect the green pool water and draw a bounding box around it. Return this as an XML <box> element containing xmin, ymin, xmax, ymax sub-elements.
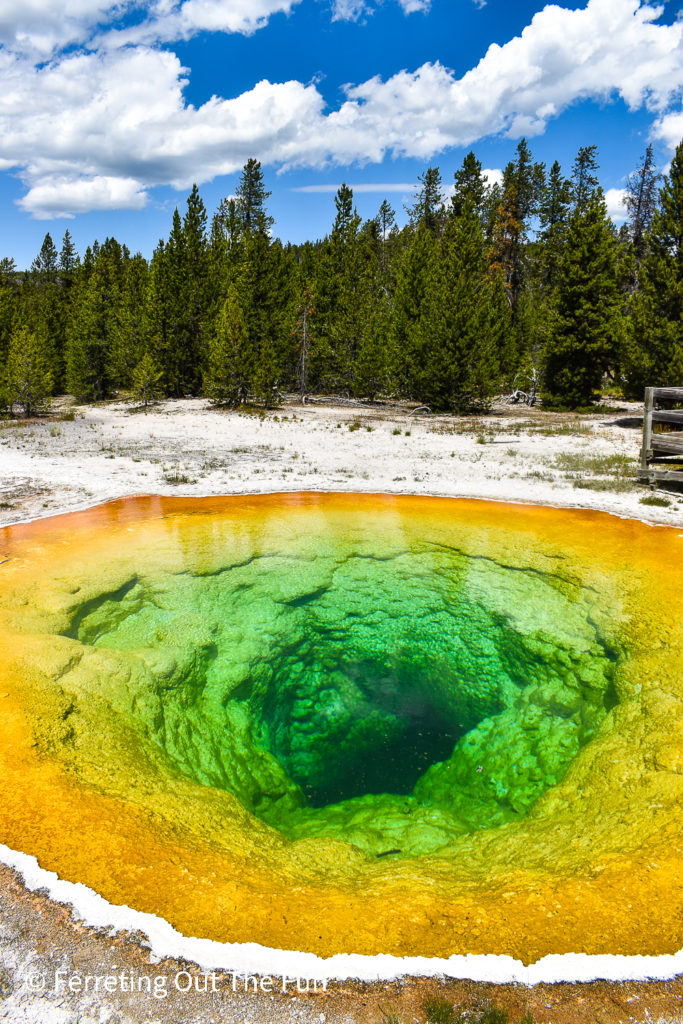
<box><xmin>66</xmin><ymin>533</ymin><xmax>620</xmax><ymax>858</ymax></box>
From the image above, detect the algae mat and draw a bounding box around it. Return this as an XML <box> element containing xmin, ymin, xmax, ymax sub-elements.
<box><xmin>0</xmin><ymin>492</ymin><xmax>682</xmax><ymax>963</ymax></box>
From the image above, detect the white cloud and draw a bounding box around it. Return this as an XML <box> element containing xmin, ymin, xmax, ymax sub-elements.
<box><xmin>651</xmin><ymin>107</ymin><xmax>683</xmax><ymax>152</ymax></box>
<box><xmin>292</xmin><ymin>183</ymin><xmax>417</xmax><ymax>192</ymax></box>
<box><xmin>0</xmin><ymin>0</ymin><xmax>134</xmax><ymax>56</ymax></box>
<box><xmin>1</xmin><ymin>0</ymin><xmax>682</xmax><ymax>216</ymax></box>
<box><xmin>0</xmin><ymin>47</ymin><xmax>325</xmax><ymax>213</ymax></box>
<box><xmin>103</xmin><ymin>0</ymin><xmax>302</xmax><ymax>48</ymax></box>
<box><xmin>483</xmin><ymin>168</ymin><xmax>503</xmax><ymax>187</ymax></box>
<box><xmin>331</xmin><ymin>0</ymin><xmax>367</xmax><ymax>20</ymax></box>
<box><xmin>312</xmin><ymin>0</ymin><xmax>683</xmax><ymax>169</ymax></box>
<box><xmin>18</xmin><ymin>176</ymin><xmax>148</xmax><ymax>219</ymax></box>
<box><xmin>331</xmin><ymin>0</ymin><xmax>430</xmax><ymax>22</ymax></box>
<box><xmin>396</xmin><ymin>0</ymin><xmax>431</xmax><ymax>12</ymax></box>
<box><xmin>0</xmin><ymin>0</ymin><xmax>303</xmax><ymax>56</ymax></box>
<box><xmin>605</xmin><ymin>186</ymin><xmax>627</xmax><ymax>221</ymax></box>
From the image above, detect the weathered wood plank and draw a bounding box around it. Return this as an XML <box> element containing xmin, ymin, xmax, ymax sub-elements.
<box><xmin>638</xmin><ymin>468</ymin><xmax>683</xmax><ymax>482</ymax></box>
<box><xmin>652</xmin><ymin>387</ymin><xmax>683</xmax><ymax>401</ymax></box>
<box><xmin>653</xmin><ymin>409</ymin><xmax>683</xmax><ymax>425</ymax></box>
<box><xmin>651</xmin><ymin>435</ymin><xmax>683</xmax><ymax>454</ymax></box>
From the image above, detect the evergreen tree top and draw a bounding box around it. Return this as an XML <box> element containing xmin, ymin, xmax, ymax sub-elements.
<box><xmin>31</xmin><ymin>233</ymin><xmax>58</xmax><ymax>280</ymax></box>
<box><xmin>59</xmin><ymin>229</ymin><xmax>79</xmax><ymax>274</ymax></box>
<box><xmin>406</xmin><ymin>166</ymin><xmax>443</xmax><ymax>235</ymax></box>
<box><xmin>572</xmin><ymin>145</ymin><xmax>601</xmax><ymax>215</ymax></box>
<box><xmin>451</xmin><ymin>152</ymin><xmax>488</xmax><ymax>218</ymax></box>
<box><xmin>236</xmin><ymin>158</ymin><xmax>274</xmax><ymax>236</ymax></box>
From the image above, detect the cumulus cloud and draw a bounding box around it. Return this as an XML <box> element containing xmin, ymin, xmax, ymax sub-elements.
<box><xmin>0</xmin><ymin>0</ymin><xmax>134</xmax><ymax>56</ymax></box>
<box><xmin>651</xmin><ymin>107</ymin><xmax>683</xmax><ymax>152</ymax></box>
<box><xmin>605</xmin><ymin>187</ymin><xmax>627</xmax><ymax>221</ymax></box>
<box><xmin>18</xmin><ymin>176</ymin><xmax>148</xmax><ymax>219</ymax></box>
<box><xmin>316</xmin><ymin>0</ymin><xmax>683</xmax><ymax>169</ymax></box>
<box><xmin>482</xmin><ymin>168</ymin><xmax>503</xmax><ymax>187</ymax></box>
<box><xmin>0</xmin><ymin>46</ymin><xmax>325</xmax><ymax>215</ymax></box>
<box><xmin>0</xmin><ymin>0</ymin><xmax>303</xmax><ymax>55</ymax></box>
<box><xmin>1</xmin><ymin>0</ymin><xmax>682</xmax><ymax>216</ymax></box>
<box><xmin>104</xmin><ymin>0</ymin><xmax>302</xmax><ymax>48</ymax></box>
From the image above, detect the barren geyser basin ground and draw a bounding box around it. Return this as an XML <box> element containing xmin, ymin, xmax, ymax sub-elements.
<box><xmin>0</xmin><ymin>490</ymin><xmax>682</xmax><ymax>965</ymax></box>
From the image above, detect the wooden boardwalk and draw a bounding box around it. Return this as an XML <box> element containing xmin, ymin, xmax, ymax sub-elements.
<box><xmin>639</xmin><ymin>386</ymin><xmax>683</xmax><ymax>486</ymax></box>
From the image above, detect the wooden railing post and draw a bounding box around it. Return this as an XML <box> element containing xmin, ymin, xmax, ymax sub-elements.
<box><xmin>641</xmin><ymin>387</ymin><xmax>654</xmax><ymax>474</ymax></box>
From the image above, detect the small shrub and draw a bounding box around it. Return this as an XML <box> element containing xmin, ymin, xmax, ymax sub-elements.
<box><xmin>379</xmin><ymin>1007</ymin><xmax>403</xmax><ymax>1024</ymax></box>
<box><xmin>163</xmin><ymin>464</ymin><xmax>194</xmax><ymax>484</ymax></box>
<box><xmin>640</xmin><ymin>494</ymin><xmax>672</xmax><ymax>507</ymax></box>
<box><xmin>478</xmin><ymin>1007</ymin><xmax>508</xmax><ymax>1024</ymax></box>
<box><xmin>392</xmin><ymin>427</ymin><xmax>401</xmax><ymax>435</ymax></box>
<box><xmin>423</xmin><ymin>996</ymin><xmax>457</xmax><ymax>1024</ymax></box>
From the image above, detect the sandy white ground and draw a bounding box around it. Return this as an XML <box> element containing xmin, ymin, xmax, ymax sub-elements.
<box><xmin>0</xmin><ymin>395</ymin><xmax>682</xmax><ymax>528</ymax></box>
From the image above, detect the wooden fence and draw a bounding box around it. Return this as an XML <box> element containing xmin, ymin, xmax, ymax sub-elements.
<box><xmin>639</xmin><ymin>386</ymin><xmax>683</xmax><ymax>486</ymax></box>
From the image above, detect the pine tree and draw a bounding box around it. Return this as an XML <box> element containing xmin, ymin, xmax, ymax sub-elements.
<box><xmin>204</xmin><ymin>285</ymin><xmax>253</xmax><ymax>406</ymax></box>
<box><xmin>130</xmin><ymin>351</ymin><xmax>163</xmax><ymax>408</ymax></box>
<box><xmin>538</xmin><ymin>160</ymin><xmax>572</xmax><ymax>289</ymax></box>
<box><xmin>625</xmin><ymin>144</ymin><xmax>661</xmax><ymax>267</ymax></box>
<box><xmin>452</xmin><ymin>152</ymin><xmax>485</xmax><ymax>216</ymax></box>
<box><xmin>180</xmin><ymin>184</ymin><xmax>209</xmax><ymax>391</ymax></box>
<box><xmin>352</xmin><ymin>221</ymin><xmax>389</xmax><ymax>399</ymax></box>
<box><xmin>332</xmin><ymin>185</ymin><xmax>357</xmax><ymax>243</ymax></box>
<box><xmin>111</xmin><ymin>253</ymin><xmax>153</xmax><ymax>387</ymax></box>
<box><xmin>622</xmin><ymin>140</ymin><xmax>683</xmax><ymax>395</ymax></box>
<box><xmin>542</xmin><ymin>193</ymin><xmax>620</xmax><ymax>408</ymax></box>
<box><xmin>410</xmin><ymin>203</ymin><xmax>506</xmax><ymax>412</ymax></box>
<box><xmin>0</xmin><ymin>258</ymin><xmax>18</xmax><ymax>379</ymax></box>
<box><xmin>66</xmin><ymin>244</ymin><xmax>123</xmax><ymax>400</ymax></box>
<box><xmin>294</xmin><ymin>288</ymin><xmax>316</xmax><ymax>398</ymax></box>
<box><xmin>488</xmin><ymin>181</ymin><xmax>521</xmax><ymax>310</ymax></box>
<box><xmin>24</xmin><ymin>233</ymin><xmax>66</xmax><ymax>391</ymax></box>
<box><xmin>245</xmin><ymin>238</ymin><xmax>296</xmax><ymax>405</ymax></box>
<box><xmin>497</xmin><ymin>139</ymin><xmax>545</xmax><ymax>310</ymax></box>
<box><xmin>312</xmin><ymin>185</ymin><xmax>363</xmax><ymax>389</ymax></box>
<box><xmin>31</xmin><ymin>233</ymin><xmax>58</xmax><ymax>281</ymax></box>
<box><xmin>235</xmin><ymin>159</ymin><xmax>274</xmax><ymax>237</ymax></box>
<box><xmin>406</xmin><ymin>167</ymin><xmax>444</xmax><ymax>235</ymax></box>
<box><xmin>153</xmin><ymin>204</ymin><xmax>206</xmax><ymax>397</ymax></box>
<box><xmin>6</xmin><ymin>325</ymin><xmax>53</xmax><ymax>417</ymax></box>
<box><xmin>59</xmin><ymin>230</ymin><xmax>79</xmax><ymax>276</ymax></box>
<box><xmin>377</xmin><ymin>199</ymin><xmax>396</xmax><ymax>275</ymax></box>
<box><xmin>521</xmin><ymin>160</ymin><xmax>574</xmax><ymax>380</ymax></box>
<box><xmin>392</xmin><ymin>225</ymin><xmax>439</xmax><ymax>397</ymax></box>
<box><xmin>571</xmin><ymin>145</ymin><xmax>600</xmax><ymax>216</ymax></box>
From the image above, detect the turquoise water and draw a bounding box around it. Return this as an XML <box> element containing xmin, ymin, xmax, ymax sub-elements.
<box><xmin>70</xmin><ymin>539</ymin><xmax>620</xmax><ymax>856</ymax></box>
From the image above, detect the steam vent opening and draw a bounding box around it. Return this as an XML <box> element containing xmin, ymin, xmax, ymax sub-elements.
<box><xmin>2</xmin><ymin>493</ymin><xmax>682</xmax><ymax>961</ymax></box>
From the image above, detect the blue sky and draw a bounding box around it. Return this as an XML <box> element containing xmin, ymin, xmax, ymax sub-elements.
<box><xmin>0</xmin><ymin>0</ymin><xmax>681</xmax><ymax>267</ymax></box>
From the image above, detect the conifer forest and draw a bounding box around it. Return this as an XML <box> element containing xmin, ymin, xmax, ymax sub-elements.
<box><xmin>2</xmin><ymin>138</ymin><xmax>682</xmax><ymax>417</ymax></box>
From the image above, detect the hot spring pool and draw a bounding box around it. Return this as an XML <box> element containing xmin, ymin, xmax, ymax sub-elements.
<box><xmin>0</xmin><ymin>493</ymin><xmax>681</xmax><ymax>962</ymax></box>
